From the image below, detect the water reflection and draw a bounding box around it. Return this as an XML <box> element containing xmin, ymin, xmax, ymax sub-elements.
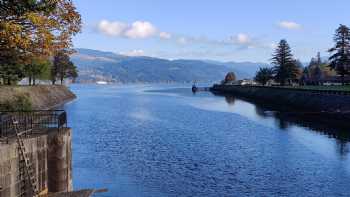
<box><xmin>224</xmin><ymin>95</ymin><xmax>235</xmax><ymax>105</ymax></box>
<box><xmin>212</xmin><ymin>92</ymin><xmax>350</xmax><ymax>156</ymax></box>
<box><xmin>69</xmin><ymin>85</ymin><xmax>350</xmax><ymax>196</ymax></box>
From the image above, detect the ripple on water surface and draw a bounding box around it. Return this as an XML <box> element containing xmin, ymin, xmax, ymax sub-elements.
<box><xmin>66</xmin><ymin>85</ymin><xmax>350</xmax><ymax>197</ymax></box>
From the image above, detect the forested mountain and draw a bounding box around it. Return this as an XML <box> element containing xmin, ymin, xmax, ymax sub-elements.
<box><xmin>71</xmin><ymin>48</ymin><xmax>268</xmax><ymax>83</ymax></box>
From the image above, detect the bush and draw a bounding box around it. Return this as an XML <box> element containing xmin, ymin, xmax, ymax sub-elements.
<box><xmin>0</xmin><ymin>95</ymin><xmax>32</xmax><ymax>111</ymax></box>
<box><xmin>222</xmin><ymin>72</ymin><xmax>236</xmax><ymax>84</ymax></box>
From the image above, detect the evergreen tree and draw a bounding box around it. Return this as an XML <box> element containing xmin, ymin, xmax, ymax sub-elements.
<box><xmin>300</xmin><ymin>67</ymin><xmax>309</xmax><ymax>85</ymax></box>
<box><xmin>254</xmin><ymin>67</ymin><xmax>274</xmax><ymax>85</ymax></box>
<box><xmin>316</xmin><ymin>52</ymin><xmax>322</xmax><ymax>65</ymax></box>
<box><xmin>0</xmin><ymin>48</ymin><xmax>24</xmax><ymax>84</ymax></box>
<box><xmin>308</xmin><ymin>55</ymin><xmax>323</xmax><ymax>80</ymax></box>
<box><xmin>0</xmin><ymin>63</ymin><xmax>25</xmax><ymax>85</ymax></box>
<box><xmin>294</xmin><ymin>59</ymin><xmax>304</xmax><ymax>80</ymax></box>
<box><xmin>328</xmin><ymin>24</ymin><xmax>350</xmax><ymax>84</ymax></box>
<box><xmin>271</xmin><ymin>39</ymin><xmax>300</xmax><ymax>86</ymax></box>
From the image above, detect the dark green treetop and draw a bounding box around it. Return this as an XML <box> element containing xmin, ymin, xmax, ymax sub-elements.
<box><xmin>271</xmin><ymin>39</ymin><xmax>300</xmax><ymax>85</ymax></box>
<box><xmin>328</xmin><ymin>24</ymin><xmax>350</xmax><ymax>84</ymax></box>
<box><xmin>254</xmin><ymin>67</ymin><xmax>274</xmax><ymax>85</ymax></box>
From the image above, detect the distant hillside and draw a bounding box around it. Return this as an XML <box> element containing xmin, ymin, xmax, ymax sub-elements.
<box><xmin>204</xmin><ymin>60</ymin><xmax>270</xmax><ymax>77</ymax></box>
<box><xmin>71</xmin><ymin>48</ymin><xmax>269</xmax><ymax>83</ymax></box>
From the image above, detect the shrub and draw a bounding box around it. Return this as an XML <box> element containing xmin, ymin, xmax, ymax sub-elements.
<box><xmin>0</xmin><ymin>95</ymin><xmax>32</xmax><ymax>111</ymax></box>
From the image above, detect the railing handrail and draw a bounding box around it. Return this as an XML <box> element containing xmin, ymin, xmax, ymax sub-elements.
<box><xmin>0</xmin><ymin>109</ymin><xmax>65</xmax><ymax>113</ymax></box>
<box><xmin>0</xmin><ymin>110</ymin><xmax>68</xmax><ymax>139</ymax></box>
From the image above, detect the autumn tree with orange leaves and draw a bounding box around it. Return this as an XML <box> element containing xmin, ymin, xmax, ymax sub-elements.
<box><xmin>0</xmin><ymin>0</ymin><xmax>81</xmax><ymax>85</ymax></box>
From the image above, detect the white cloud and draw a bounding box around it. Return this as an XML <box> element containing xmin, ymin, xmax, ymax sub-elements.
<box><xmin>278</xmin><ymin>21</ymin><xmax>302</xmax><ymax>30</ymax></box>
<box><xmin>228</xmin><ymin>33</ymin><xmax>254</xmax><ymax>48</ymax></box>
<box><xmin>223</xmin><ymin>33</ymin><xmax>273</xmax><ymax>50</ymax></box>
<box><xmin>235</xmin><ymin>33</ymin><xmax>251</xmax><ymax>44</ymax></box>
<box><xmin>125</xmin><ymin>21</ymin><xmax>157</xmax><ymax>39</ymax></box>
<box><xmin>159</xmin><ymin>32</ymin><xmax>172</xmax><ymax>39</ymax></box>
<box><xmin>120</xmin><ymin>49</ymin><xmax>145</xmax><ymax>56</ymax></box>
<box><xmin>270</xmin><ymin>43</ymin><xmax>277</xmax><ymax>49</ymax></box>
<box><xmin>97</xmin><ymin>20</ymin><xmax>159</xmax><ymax>39</ymax></box>
<box><xmin>97</xmin><ymin>20</ymin><xmax>128</xmax><ymax>37</ymax></box>
<box><xmin>177</xmin><ymin>37</ymin><xmax>188</xmax><ymax>45</ymax></box>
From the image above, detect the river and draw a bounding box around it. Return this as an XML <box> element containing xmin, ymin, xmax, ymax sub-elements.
<box><xmin>64</xmin><ymin>84</ymin><xmax>350</xmax><ymax>197</ymax></box>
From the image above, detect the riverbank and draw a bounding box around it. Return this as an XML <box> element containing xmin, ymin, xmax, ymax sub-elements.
<box><xmin>210</xmin><ymin>84</ymin><xmax>350</xmax><ymax>112</ymax></box>
<box><xmin>0</xmin><ymin>85</ymin><xmax>76</xmax><ymax>110</ymax></box>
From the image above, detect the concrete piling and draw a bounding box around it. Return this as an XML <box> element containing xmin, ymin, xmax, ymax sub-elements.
<box><xmin>0</xmin><ymin>128</ymin><xmax>72</xmax><ymax>197</ymax></box>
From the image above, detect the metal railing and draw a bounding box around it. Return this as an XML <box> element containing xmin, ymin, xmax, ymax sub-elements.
<box><xmin>0</xmin><ymin>110</ymin><xmax>67</xmax><ymax>139</ymax></box>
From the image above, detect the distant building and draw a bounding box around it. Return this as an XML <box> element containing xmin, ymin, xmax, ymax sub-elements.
<box><xmin>234</xmin><ymin>79</ymin><xmax>257</xmax><ymax>86</ymax></box>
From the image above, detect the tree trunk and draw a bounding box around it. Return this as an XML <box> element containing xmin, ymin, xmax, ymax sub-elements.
<box><xmin>60</xmin><ymin>76</ymin><xmax>64</xmax><ymax>85</ymax></box>
<box><xmin>28</xmin><ymin>76</ymin><xmax>32</xmax><ymax>86</ymax></box>
<box><xmin>33</xmin><ymin>77</ymin><xmax>36</xmax><ymax>85</ymax></box>
<box><xmin>342</xmin><ymin>74</ymin><xmax>345</xmax><ymax>85</ymax></box>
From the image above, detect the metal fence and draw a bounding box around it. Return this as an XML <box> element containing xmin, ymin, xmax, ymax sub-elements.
<box><xmin>0</xmin><ymin>110</ymin><xmax>67</xmax><ymax>138</ymax></box>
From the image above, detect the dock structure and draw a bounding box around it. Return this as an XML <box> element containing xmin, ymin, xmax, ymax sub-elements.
<box><xmin>0</xmin><ymin>110</ymin><xmax>73</xmax><ymax>197</ymax></box>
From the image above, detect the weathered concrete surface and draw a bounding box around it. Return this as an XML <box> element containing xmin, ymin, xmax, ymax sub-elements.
<box><xmin>0</xmin><ymin>85</ymin><xmax>76</xmax><ymax>110</ymax></box>
<box><xmin>47</xmin><ymin>129</ymin><xmax>73</xmax><ymax>193</ymax></box>
<box><xmin>0</xmin><ymin>128</ymin><xmax>72</xmax><ymax>197</ymax></box>
<box><xmin>211</xmin><ymin>84</ymin><xmax>350</xmax><ymax>111</ymax></box>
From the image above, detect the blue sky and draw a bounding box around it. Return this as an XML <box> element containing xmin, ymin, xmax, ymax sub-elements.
<box><xmin>72</xmin><ymin>0</ymin><xmax>350</xmax><ymax>63</ymax></box>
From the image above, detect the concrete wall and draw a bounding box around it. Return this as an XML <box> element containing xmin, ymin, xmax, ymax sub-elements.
<box><xmin>47</xmin><ymin>129</ymin><xmax>73</xmax><ymax>193</ymax></box>
<box><xmin>0</xmin><ymin>85</ymin><xmax>76</xmax><ymax>110</ymax></box>
<box><xmin>211</xmin><ymin>85</ymin><xmax>350</xmax><ymax>111</ymax></box>
<box><xmin>0</xmin><ymin>128</ymin><xmax>72</xmax><ymax>197</ymax></box>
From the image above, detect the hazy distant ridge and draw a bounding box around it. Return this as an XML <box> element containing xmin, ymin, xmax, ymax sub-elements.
<box><xmin>71</xmin><ymin>48</ymin><xmax>269</xmax><ymax>83</ymax></box>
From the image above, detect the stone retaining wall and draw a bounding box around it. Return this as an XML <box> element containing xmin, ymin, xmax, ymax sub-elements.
<box><xmin>211</xmin><ymin>85</ymin><xmax>350</xmax><ymax>111</ymax></box>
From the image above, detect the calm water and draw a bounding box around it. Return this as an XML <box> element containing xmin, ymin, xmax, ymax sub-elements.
<box><xmin>64</xmin><ymin>84</ymin><xmax>350</xmax><ymax>197</ymax></box>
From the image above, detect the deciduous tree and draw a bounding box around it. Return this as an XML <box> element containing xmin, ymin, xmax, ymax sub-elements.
<box><xmin>0</xmin><ymin>0</ymin><xmax>81</xmax><ymax>85</ymax></box>
<box><xmin>52</xmin><ymin>50</ymin><xmax>78</xmax><ymax>84</ymax></box>
<box><xmin>25</xmin><ymin>58</ymin><xmax>51</xmax><ymax>85</ymax></box>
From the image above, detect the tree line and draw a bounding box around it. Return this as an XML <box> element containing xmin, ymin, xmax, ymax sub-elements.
<box><xmin>0</xmin><ymin>0</ymin><xmax>81</xmax><ymax>85</ymax></box>
<box><xmin>255</xmin><ymin>24</ymin><xmax>350</xmax><ymax>86</ymax></box>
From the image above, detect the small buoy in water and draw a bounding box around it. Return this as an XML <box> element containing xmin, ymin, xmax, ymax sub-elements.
<box><xmin>192</xmin><ymin>84</ymin><xmax>198</xmax><ymax>93</ymax></box>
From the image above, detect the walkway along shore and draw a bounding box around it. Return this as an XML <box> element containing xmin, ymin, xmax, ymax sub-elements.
<box><xmin>210</xmin><ymin>84</ymin><xmax>350</xmax><ymax>113</ymax></box>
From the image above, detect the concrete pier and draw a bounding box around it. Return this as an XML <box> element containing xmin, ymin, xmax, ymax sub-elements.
<box><xmin>48</xmin><ymin>129</ymin><xmax>73</xmax><ymax>193</ymax></box>
<box><xmin>0</xmin><ymin>128</ymin><xmax>72</xmax><ymax>197</ymax></box>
